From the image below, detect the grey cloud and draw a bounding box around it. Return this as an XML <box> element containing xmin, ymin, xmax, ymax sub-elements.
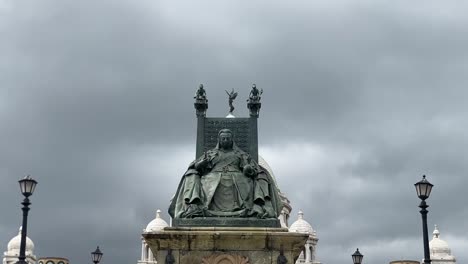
<box><xmin>1</xmin><ymin>1</ymin><xmax>468</xmax><ymax>264</ymax></box>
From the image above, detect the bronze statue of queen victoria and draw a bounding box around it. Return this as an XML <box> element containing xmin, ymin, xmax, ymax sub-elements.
<box><xmin>169</xmin><ymin>129</ymin><xmax>282</xmax><ymax>220</ymax></box>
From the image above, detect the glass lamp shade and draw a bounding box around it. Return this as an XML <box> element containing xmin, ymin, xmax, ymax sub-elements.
<box><xmin>91</xmin><ymin>246</ymin><xmax>103</xmax><ymax>263</ymax></box>
<box><xmin>352</xmin><ymin>248</ymin><xmax>363</xmax><ymax>264</ymax></box>
<box><xmin>414</xmin><ymin>175</ymin><xmax>433</xmax><ymax>200</ymax></box>
<box><xmin>18</xmin><ymin>175</ymin><xmax>37</xmax><ymax>197</ymax></box>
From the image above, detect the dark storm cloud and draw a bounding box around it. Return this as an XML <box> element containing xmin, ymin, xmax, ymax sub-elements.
<box><xmin>1</xmin><ymin>1</ymin><xmax>468</xmax><ymax>264</ymax></box>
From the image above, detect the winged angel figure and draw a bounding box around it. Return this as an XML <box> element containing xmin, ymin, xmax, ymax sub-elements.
<box><xmin>225</xmin><ymin>88</ymin><xmax>238</xmax><ymax>113</ymax></box>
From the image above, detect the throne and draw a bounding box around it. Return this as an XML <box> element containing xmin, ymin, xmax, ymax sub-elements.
<box><xmin>194</xmin><ymin>94</ymin><xmax>259</xmax><ymax>162</ymax></box>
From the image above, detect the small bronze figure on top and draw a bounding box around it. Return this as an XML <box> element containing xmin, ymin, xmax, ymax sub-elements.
<box><xmin>247</xmin><ymin>83</ymin><xmax>263</xmax><ymax>103</ymax></box>
<box><xmin>225</xmin><ymin>88</ymin><xmax>238</xmax><ymax>113</ymax></box>
<box><xmin>247</xmin><ymin>84</ymin><xmax>263</xmax><ymax>117</ymax></box>
<box><xmin>194</xmin><ymin>84</ymin><xmax>207</xmax><ymax>101</ymax></box>
<box><xmin>194</xmin><ymin>84</ymin><xmax>208</xmax><ymax>117</ymax></box>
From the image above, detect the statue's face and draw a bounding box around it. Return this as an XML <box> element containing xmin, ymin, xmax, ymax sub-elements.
<box><xmin>219</xmin><ymin>132</ymin><xmax>233</xmax><ymax>150</ymax></box>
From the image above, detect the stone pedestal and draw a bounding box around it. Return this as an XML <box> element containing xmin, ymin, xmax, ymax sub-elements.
<box><xmin>143</xmin><ymin>227</ymin><xmax>308</xmax><ymax>264</ymax></box>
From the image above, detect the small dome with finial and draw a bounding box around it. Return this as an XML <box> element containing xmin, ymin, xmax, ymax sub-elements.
<box><xmin>144</xmin><ymin>210</ymin><xmax>169</xmax><ymax>232</ymax></box>
<box><xmin>7</xmin><ymin>227</ymin><xmax>35</xmax><ymax>253</ymax></box>
<box><xmin>429</xmin><ymin>225</ymin><xmax>456</xmax><ymax>262</ymax></box>
<box><xmin>289</xmin><ymin>210</ymin><xmax>315</xmax><ymax>235</ymax></box>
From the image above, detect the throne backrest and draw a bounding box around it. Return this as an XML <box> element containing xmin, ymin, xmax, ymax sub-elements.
<box><xmin>196</xmin><ymin>117</ymin><xmax>258</xmax><ymax>162</ymax></box>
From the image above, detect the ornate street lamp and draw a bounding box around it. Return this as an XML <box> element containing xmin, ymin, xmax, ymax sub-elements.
<box><xmin>415</xmin><ymin>175</ymin><xmax>433</xmax><ymax>264</ymax></box>
<box><xmin>16</xmin><ymin>175</ymin><xmax>38</xmax><ymax>264</ymax></box>
<box><xmin>352</xmin><ymin>248</ymin><xmax>363</xmax><ymax>264</ymax></box>
<box><xmin>91</xmin><ymin>246</ymin><xmax>103</xmax><ymax>264</ymax></box>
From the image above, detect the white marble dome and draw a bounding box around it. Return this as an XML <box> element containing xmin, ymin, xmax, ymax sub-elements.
<box><xmin>7</xmin><ymin>227</ymin><xmax>35</xmax><ymax>254</ymax></box>
<box><xmin>430</xmin><ymin>225</ymin><xmax>455</xmax><ymax>261</ymax></box>
<box><xmin>289</xmin><ymin>211</ymin><xmax>315</xmax><ymax>235</ymax></box>
<box><xmin>145</xmin><ymin>210</ymin><xmax>168</xmax><ymax>232</ymax></box>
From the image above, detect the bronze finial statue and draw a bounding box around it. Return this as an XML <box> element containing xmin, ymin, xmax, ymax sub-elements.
<box><xmin>247</xmin><ymin>84</ymin><xmax>263</xmax><ymax>103</ymax></box>
<box><xmin>225</xmin><ymin>88</ymin><xmax>238</xmax><ymax>113</ymax></box>
<box><xmin>247</xmin><ymin>84</ymin><xmax>263</xmax><ymax>117</ymax></box>
<box><xmin>194</xmin><ymin>84</ymin><xmax>207</xmax><ymax>100</ymax></box>
<box><xmin>194</xmin><ymin>84</ymin><xmax>208</xmax><ymax>117</ymax></box>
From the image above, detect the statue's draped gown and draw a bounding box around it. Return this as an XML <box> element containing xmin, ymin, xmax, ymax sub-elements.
<box><xmin>169</xmin><ymin>142</ymin><xmax>283</xmax><ymax>219</ymax></box>
<box><xmin>203</xmin><ymin>149</ymin><xmax>253</xmax><ymax>214</ymax></box>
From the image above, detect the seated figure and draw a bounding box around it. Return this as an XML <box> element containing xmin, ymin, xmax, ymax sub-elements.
<box><xmin>169</xmin><ymin>129</ymin><xmax>282</xmax><ymax>219</ymax></box>
<box><xmin>194</xmin><ymin>84</ymin><xmax>207</xmax><ymax>100</ymax></box>
<box><xmin>247</xmin><ymin>84</ymin><xmax>262</xmax><ymax>103</ymax></box>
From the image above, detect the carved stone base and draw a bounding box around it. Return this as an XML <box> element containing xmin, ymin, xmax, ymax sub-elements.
<box><xmin>143</xmin><ymin>227</ymin><xmax>308</xmax><ymax>264</ymax></box>
<box><xmin>172</xmin><ymin>217</ymin><xmax>280</xmax><ymax>228</ymax></box>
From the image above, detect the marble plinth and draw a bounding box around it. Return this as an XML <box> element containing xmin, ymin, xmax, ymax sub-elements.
<box><xmin>143</xmin><ymin>227</ymin><xmax>308</xmax><ymax>264</ymax></box>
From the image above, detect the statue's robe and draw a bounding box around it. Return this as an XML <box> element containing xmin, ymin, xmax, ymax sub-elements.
<box><xmin>168</xmin><ymin>145</ymin><xmax>283</xmax><ymax>219</ymax></box>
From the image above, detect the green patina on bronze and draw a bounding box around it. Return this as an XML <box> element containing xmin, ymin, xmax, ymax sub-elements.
<box><xmin>169</xmin><ymin>85</ymin><xmax>280</xmax><ymax>227</ymax></box>
<box><xmin>169</xmin><ymin>130</ymin><xmax>282</xmax><ymax>226</ymax></box>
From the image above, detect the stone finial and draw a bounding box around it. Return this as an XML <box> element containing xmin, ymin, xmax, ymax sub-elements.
<box><xmin>298</xmin><ymin>210</ymin><xmax>304</xmax><ymax>220</ymax></box>
<box><xmin>433</xmin><ymin>224</ymin><xmax>440</xmax><ymax>238</ymax></box>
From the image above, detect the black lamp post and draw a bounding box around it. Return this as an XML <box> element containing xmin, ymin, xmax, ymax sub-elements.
<box><xmin>415</xmin><ymin>175</ymin><xmax>433</xmax><ymax>264</ymax></box>
<box><xmin>352</xmin><ymin>248</ymin><xmax>363</xmax><ymax>264</ymax></box>
<box><xmin>16</xmin><ymin>175</ymin><xmax>38</xmax><ymax>264</ymax></box>
<box><xmin>91</xmin><ymin>246</ymin><xmax>103</xmax><ymax>264</ymax></box>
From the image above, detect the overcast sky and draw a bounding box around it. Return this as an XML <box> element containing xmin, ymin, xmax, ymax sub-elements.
<box><xmin>1</xmin><ymin>1</ymin><xmax>468</xmax><ymax>264</ymax></box>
